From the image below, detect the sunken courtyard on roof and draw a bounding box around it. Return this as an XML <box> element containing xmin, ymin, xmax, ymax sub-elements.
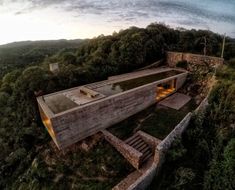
<box><xmin>37</xmin><ymin>65</ymin><xmax>188</xmax><ymax>149</ymax></box>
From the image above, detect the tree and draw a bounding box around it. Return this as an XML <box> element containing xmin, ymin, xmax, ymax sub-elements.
<box><xmin>62</xmin><ymin>52</ymin><xmax>77</xmax><ymax>65</ymax></box>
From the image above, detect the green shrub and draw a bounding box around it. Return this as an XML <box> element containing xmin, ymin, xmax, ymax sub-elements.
<box><xmin>167</xmin><ymin>138</ymin><xmax>187</xmax><ymax>162</ymax></box>
<box><xmin>5</xmin><ymin>148</ymin><xmax>27</xmax><ymax>166</ymax></box>
<box><xmin>173</xmin><ymin>167</ymin><xmax>195</xmax><ymax>189</ymax></box>
<box><xmin>176</xmin><ymin>60</ymin><xmax>188</xmax><ymax>69</ymax></box>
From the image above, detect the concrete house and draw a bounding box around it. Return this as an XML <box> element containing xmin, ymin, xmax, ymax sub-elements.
<box><xmin>37</xmin><ymin>67</ymin><xmax>188</xmax><ymax>149</ymax></box>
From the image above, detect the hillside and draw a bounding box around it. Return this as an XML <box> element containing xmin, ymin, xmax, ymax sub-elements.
<box><xmin>151</xmin><ymin>62</ymin><xmax>235</xmax><ymax>190</ymax></box>
<box><xmin>0</xmin><ymin>24</ymin><xmax>235</xmax><ymax>189</ymax></box>
<box><xmin>0</xmin><ymin>39</ymin><xmax>84</xmax><ymax>78</ymax></box>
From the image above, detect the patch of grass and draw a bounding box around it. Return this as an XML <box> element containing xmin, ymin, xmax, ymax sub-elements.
<box><xmin>140</xmin><ymin>100</ymin><xmax>196</xmax><ymax>139</ymax></box>
<box><xmin>108</xmin><ymin>106</ymin><xmax>155</xmax><ymax>139</ymax></box>
<box><xmin>109</xmin><ymin>99</ymin><xmax>197</xmax><ymax>140</ymax></box>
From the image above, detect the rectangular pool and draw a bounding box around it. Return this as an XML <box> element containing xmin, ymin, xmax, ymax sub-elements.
<box><xmin>94</xmin><ymin>70</ymin><xmax>183</xmax><ymax>96</ymax></box>
<box><xmin>44</xmin><ymin>94</ymin><xmax>78</xmax><ymax>114</ymax></box>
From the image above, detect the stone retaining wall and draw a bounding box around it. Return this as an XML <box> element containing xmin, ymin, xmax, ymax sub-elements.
<box><xmin>111</xmin><ymin>131</ymin><xmax>161</xmax><ymax>190</ymax></box>
<box><xmin>102</xmin><ymin>130</ymin><xmax>142</xmax><ymax>169</ymax></box>
<box><xmin>166</xmin><ymin>51</ymin><xmax>224</xmax><ymax>67</ymax></box>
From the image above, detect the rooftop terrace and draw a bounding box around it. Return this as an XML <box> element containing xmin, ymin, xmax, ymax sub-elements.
<box><xmin>41</xmin><ymin>67</ymin><xmax>186</xmax><ymax>115</ymax></box>
<box><xmin>93</xmin><ymin>70</ymin><xmax>182</xmax><ymax>96</ymax></box>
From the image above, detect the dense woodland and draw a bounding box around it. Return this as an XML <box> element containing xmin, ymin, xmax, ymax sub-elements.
<box><xmin>0</xmin><ymin>39</ymin><xmax>84</xmax><ymax>78</ymax></box>
<box><xmin>0</xmin><ymin>23</ymin><xmax>235</xmax><ymax>189</ymax></box>
<box><xmin>151</xmin><ymin>62</ymin><xmax>235</xmax><ymax>190</ymax></box>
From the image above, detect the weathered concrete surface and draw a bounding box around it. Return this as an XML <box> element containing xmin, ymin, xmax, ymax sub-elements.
<box><xmin>166</xmin><ymin>51</ymin><xmax>224</xmax><ymax>68</ymax></box>
<box><xmin>49</xmin><ymin>72</ymin><xmax>187</xmax><ymax>149</ymax></box>
<box><xmin>38</xmin><ymin>68</ymin><xmax>188</xmax><ymax>149</ymax></box>
<box><xmin>51</xmin><ymin>84</ymin><xmax>157</xmax><ymax>149</ymax></box>
<box><xmin>136</xmin><ymin>59</ymin><xmax>164</xmax><ymax>71</ymax></box>
<box><xmin>107</xmin><ymin>66</ymin><xmax>169</xmax><ymax>81</ymax></box>
<box><xmin>159</xmin><ymin>93</ymin><xmax>191</xmax><ymax>110</ymax></box>
<box><xmin>195</xmin><ymin>97</ymin><xmax>209</xmax><ymax>114</ymax></box>
<box><xmin>113</xmin><ymin>158</ymin><xmax>159</xmax><ymax>190</ymax></box>
<box><xmin>157</xmin><ymin>112</ymin><xmax>192</xmax><ymax>152</ymax></box>
<box><xmin>127</xmin><ymin>162</ymin><xmax>158</xmax><ymax>190</ymax></box>
<box><xmin>176</xmin><ymin>74</ymin><xmax>187</xmax><ymax>91</ymax></box>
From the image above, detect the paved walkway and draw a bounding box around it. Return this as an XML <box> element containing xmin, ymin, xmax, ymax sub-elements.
<box><xmin>159</xmin><ymin>93</ymin><xmax>191</xmax><ymax>110</ymax></box>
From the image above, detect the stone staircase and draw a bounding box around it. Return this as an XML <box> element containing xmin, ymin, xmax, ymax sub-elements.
<box><xmin>102</xmin><ymin>130</ymin><xmax>162</xmax><ymax>190</ymax></box>
<box><xmin>125</xmin><ymin>133</ymin><xmax>153</xmax><ymax>165</ymax></box>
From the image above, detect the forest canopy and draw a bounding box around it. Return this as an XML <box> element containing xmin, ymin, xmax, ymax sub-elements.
<box><xmin>0</xmin><ymin>23</ymin><xmax>235</xmax><ymax>189</ymax></box>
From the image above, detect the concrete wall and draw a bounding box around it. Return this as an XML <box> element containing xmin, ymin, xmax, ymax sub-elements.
<box><xmin>166</xmin><ymin>52</ymin><xmax>224</xmax><ymax>67</ymax></box>
<box><xmin>176</xmin><ymin>74</ymin><xmax>187</xmax><ymax>90</ymax></box>
<box><xmin>156</xmin><ymin>97</ymin><xmax>209</xmax><ymax>165</ymax></box>
<box><xmin>52</xmin><ymin>84</ymin><xmax>156</xmax><ymax>149</ymax></box>
<box><xmin>42</xmin><ymin>72</ymin><xmax>188</xmax><ymax>149</ymax></box>
<box><xmin>157</xmin><ymin>112</ymin><xmax>192</xmax><ymax>153</ymax></box>
<box><xmin>128</xmin><ymin>163</ymin><xmax>158</xmax><ymax>190</ymax></box>
<box><xmin>195</xmin><ymin>97</ymin><xmax>209</xmax><ymax>114</ymax></box>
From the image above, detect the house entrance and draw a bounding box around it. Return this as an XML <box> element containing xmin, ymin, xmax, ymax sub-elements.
<box><xmin>156</xmin><ymin>79</ymin><xmax>176</xmax><ymax>101</ymax></box>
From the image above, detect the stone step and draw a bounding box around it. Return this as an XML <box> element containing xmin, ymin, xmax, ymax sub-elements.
<box><xmin>124</xmin><ymin>132</ymin><xmax>154</xmax><ymax>165</ymax></box>
<box><xmin>133</xmin><ymin>140</ymin><xmax>146</xmax><ymax>150</ymax></box>
<box><xmin>139</xmin><ymin>144</ymin><xmax>150</xmax><ymax>154</ymax></box>
<box><xmin>125</xmin><ymin>133</ymin><xmax>140</xmax><ymax>144</ymax></box>
<box><xmin>142</xmin><ymin>147</ymin><xmax>151</xmax><ymax>156</ymax></box>
<box><xmin>142</xmin><ymin>151</ymin><xmax>153</xmax><ymax>163</ymax></box>
<box><xmin>128</xmin><ymin>137</ymin><xmax>143</xmax><ymax>147</ymax></box>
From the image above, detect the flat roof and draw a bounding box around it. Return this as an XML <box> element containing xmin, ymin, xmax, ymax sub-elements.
<box><xmin>39</xmin><ymin>67</ymin><xmax>187</xmax><ymax>115</ymax></box>
<box><xmin>93</xmin><ymin>70</ymin><xmax>182</xmax><ymax>96</ymax></box>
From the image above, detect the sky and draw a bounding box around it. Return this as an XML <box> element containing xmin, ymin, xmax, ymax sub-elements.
<box><xmin>0</xmin><ymin>0</ymin><xmax>235</xmax><ymax>45</ymax></box>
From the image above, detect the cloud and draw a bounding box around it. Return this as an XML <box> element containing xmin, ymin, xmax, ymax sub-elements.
<box><xmin>10</xmin><ymin>0</ymin><xmax>234</xmax><ymax>22</ymax></box>
<box><xmin>3</xmin><ymin>0</ymin><xmax>235</xmax><ymax>32</ymax></box>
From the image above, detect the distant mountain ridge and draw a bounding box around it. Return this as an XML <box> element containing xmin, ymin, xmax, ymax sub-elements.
<box><xmin>0</xmin><ymin>39</ymin><xmax>85</xmax><ymax>78</ymax></box>
<box><xmin>0</xmin><ymin>39</ymin><xmax>85</xmax><ymax>48</ymax></box>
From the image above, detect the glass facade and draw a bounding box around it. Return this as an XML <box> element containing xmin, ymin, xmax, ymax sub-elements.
<box><xmin>94</xmin><ymin>70</ymin><xmax>182</xmax><ymax>96</ymax></box>
<box><xmin>39</xmin><ymin>105</ymin><xmax>56</xmax><ymax>139</ymax></box>
<box><xmin>156</xmin><ymin>79</ymin><xmax>176</xmax><ymax>101</ymax></box>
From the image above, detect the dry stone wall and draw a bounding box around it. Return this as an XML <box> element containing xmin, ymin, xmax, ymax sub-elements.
<box><xmin>166</xmin><ymin>52</ymin><xmax>224</xmax><ymax>67</ymax></box>
<box><xmin>102</xmin><ymin>130</ymin><xmax>142</xmax><ymax>169</ymax></box>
